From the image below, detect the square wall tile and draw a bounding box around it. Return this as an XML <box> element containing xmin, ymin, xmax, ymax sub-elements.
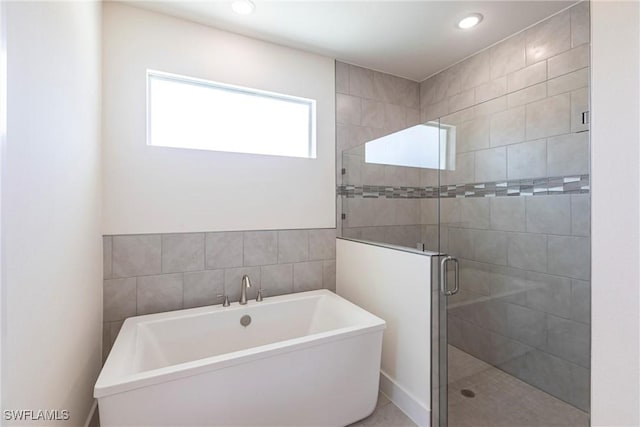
<box><xmin>336</xmin><ymin>93</ymin><xmax>362</xmax><ymax>125</ymax></box>
<box><xmin>517</xmin><ymin>350</ymin><xmax>573</xmax><ymax>403</ymax></box>
<box><xmin>440</xmin><ymin>198</ymin><xmax>461</xmax><ymax>225</ymax></box>
<box><xmin>161</xmin><ymin>233</ymin><xmax>204</xmax><ymax>273</ymax></box>
<box><xmin>475</xmin><ymin>96</ymin><xmax>507</xmax><ymax>118</ymax></box>
<box><xmin>526</xmin><ymin>94</ymin><xmax>571</xmax><ymax>140</ymax></box>
<box><xmin>526</xmin><ymin>271</ymin><xmax>571</xmax><ymax>319</ymax></box>
<box><xmin>183</xmin><ymin>270</ymin><xmax>224</xmax><ymax>309</ymax></box>
<box><xmin>349</xmin><ymin>65</ymin><xmax>375</xmax><ymax>99</ymax></box>
<box><xmin>490</xmin><ymin>106</ymin><xmax>525</xmax><ymax>147</ymax></box>
<box><xmin>457</xmin><ymin>117</ymin><xmax>490</xmax><ymax>153</ymax></box>
<box><xmin>399</xmin><ymin>78</ymin><xmax>420</xmax><ymax>110</ymax></box>
<box><xmin>205</xmin><ymin>232</ymin><xmax>243</xmax><ymax>269</ymax></box>
<box><xmin>361</xmin><ymin>99</ymin><xmax>385</xmax><ymax>129</ymax></box>
<box><xmin>103</xmin><ymin>278</ymin><xmax>136</xmax><ymax>322</ymax></box>
<box><xmin>442</xmin><ymin>151</ymin><xmax>475</xmax><ymax>185</ymax></box>
<box><xmin>546</xmin><ymin>315</ymin><xmax>590</xmax><ymax>367</ymax></box>
<box><xmin>420</xmin><ymin>199</ymin><xmax>438</xmax><ymax>225</ymax></box>
<box><xmin>383</xmin><ymin>103</ymin><xmax>407</xmax><ymax>132</ymax></box>
<box><xmin>243</xmin><ymin>231</ymin><xmax>277</xmax><ymax>266</ymax></box>
<box><xmin>525</xmin><ymin>11</ymin><xmax>571</xmax><ymax>65</ymax></box>
<box><xmin>293</xmin><ymin>261</ymin><xmax>323</xmax><ymax>292</ymax></box>
<box><xmin>448</xmin><ymin>88</ymin><xmax>475</xmax><ymax>113</ymax></box>
<box><xmin>422</xmin><ymin>99</ymin><xmax>449</xmax><ymax>122</ymax></box>
<box><xmin>571</xmin><ymin>195</ymin><xmax>590</xmax><ymax>237</ymax></box>
<box><xmin>475</xmin><ymin>77</ymin><xmax>507</xmax><ymax>104</ymax></box>
<box><xmin>569</xmin><ymin>364</ymin><xmax>590</xmax><ymax>412</ymax></box>
<box><xmin>395</xmin><ymin>199</ymin><xmax>420</xmax><ymax>225</ymax></box>
<box><xmin>507</xmin><ymin>232</ymin><xmax>547</xmax><ymax>272</ymax></box>
<box><xmin>309</xmin><ymin>229</ymin><xmax>336</xmax><ymax>261</ymax></box>
<box><xmin>261</xmin><ymin>264</ymin><xmax>293</xmax><ymax>296</ymax></box>
<box><xmin>420</xmin><ymin>76</ymin><xmax>436</xmax><ymax>107</ymax></box>
<box><xmin>405</xmin><ymin>107</ymin><xmax>421</xmax><ymax>127</ymax></box>
<box><xmin>444</xmin><ymin>105</ymin><xmax>475</xmax><ymax>125</ymax></box>
<box><xmin>548</xmin><ymin>44</ymin><xmax>589</xmax><ymax>79</ymax></box>
<box><xmin>361</xmin><ymin>161</ymin><xmax>385</xmax><ymax>185</ymax></box>
<box><xmin>490</xmin><ymin>197</ymin><xmax>525</xmax><ymax>232</ymax></box>
<box><xmin>475</xmin><ymin>147</ymin><xmax>507</xmax><ymax>182</ymax></box>
<box><xmin>448</xmin><ymin>228</ymin><xmax>475</xmax><ymax>260</ymax></box>
<box><xmin>547</xmin><ymin>68</ymin><xmax>589</xmax><ymax>96</ymax></box>
<box><xmin>570</xmin><ymin>279</ymin><xmax>590</xmax><ymax>324</ymax></box>
<box><xmin>547</xmin><ymin>235</ymin><xmax>591</xmax><ymax>280</ymax></box>
<box><xmin>490</xmin><ymin>32</ymin><xmax>526</xmax><ymax>79</ymax></box>
<box><xmin>571</xmin><ymin>1</ymin><xmax>590</xmax><ymax>48</ymax></box>
<box><xmin>459</xmin><ymin>50</ymin><xmax>491</xmax><ymax>91</ymax></box>
<box><xmin>372</xmin><ymin>72</ymin><xmax>396</xmax><ymax>104</ymax></box>
<box><xmin>386</xmin><ymin>225</ymin><xmax>420</xmax><ymax>248</ymax></box>
<box><xmin>323</xmin><ymin>260</ymin><xmax>336</xmax><ymax>291</ymax></box>
<box><xmin>506</xmin><ymin>303</ymin><xmax>547</xmax><ymax>348</ymax></box>
<box><xmin>506</xmin><ymin>83</ymin><xmax>546</xmax><ymax>108</ymax></box>
<box><xmin>506</xmin><ymin>62</ymin><xmax>547</xmax><ymax>93</ymax></box>
<box><xmin>278</xmin><ymin>230</ymin><xmax>309</xmax><ymax>263</ymax></box>
<box><xmin>474</xmin><ymin>230</ymin><xmax>508</xmax><ymax>266</ymax></box>
<box><xmin>526</xmin><ymin>195</ymin><xmax>571</xmax><ymax>235</ymax></box>
<box><xmin>460</xmin><ymin>198</ymin><xmax>490</xmax><ymax>229</ymax></box>
<box><xmin>507</xmin><ymin>139</ymin><xmax>547</xmax><ymax>180</ymax></box>
<box><xmin>547</xmin><ymin>132</ymin><xmax>589</xmax><ymax>176</ymax></box>
<box><xmin>112</xmin><ymin>235</ymin><xmax>161</xmax><ymax>278</ymax></box>
<box><xmin>137</xmin><ymin>273</ymin><xmax>183</xmax><ymax>316</ymax></box>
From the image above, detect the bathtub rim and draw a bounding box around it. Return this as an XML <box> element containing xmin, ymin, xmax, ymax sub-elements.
<box><xmin>95</xmin><ymin>289</ymin><xmax>385</xmax><ymax>399</ymax></box>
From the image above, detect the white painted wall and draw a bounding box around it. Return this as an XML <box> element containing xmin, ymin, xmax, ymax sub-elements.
<box><xmin>591</xmin><ymin>1</ymin><xmax>640</xmax><ymax>425</ymax></box>
<box><xmin>3</xmin><ymin>2</ymin><xmax>103</xmax><ymax>425</ymax></box>
<box><xmin>102</xmin><ymin>3</ymin><xmax>336</xmax><ymax>235</ymax></box>
<box><xmin>336</xmin><ymin>239</ymin><xmax>431</xmax><ymax>426</ymax></box>
<box><xmin>0</xmin><ymin>0</ymin><xmax>6</xmax><ymax>413</ymax></box>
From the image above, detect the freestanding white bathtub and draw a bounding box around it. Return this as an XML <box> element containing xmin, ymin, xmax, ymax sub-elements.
<box><xmin>95</xmin><ymin>289</ymin><xmax>386</xmax><ymax>427</ymax></box>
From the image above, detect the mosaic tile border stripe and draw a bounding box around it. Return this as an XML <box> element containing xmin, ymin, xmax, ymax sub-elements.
<box><xmin>337</xmin><ymin>174</ymin><xmax>590</xmax><ymax>199</ymax></box>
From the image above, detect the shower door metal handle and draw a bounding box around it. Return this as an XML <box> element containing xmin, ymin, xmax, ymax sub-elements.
<box><xmin>440</xmin><ymin>256</ymin><xmax>460</xmax><ymax>296</ymax></box>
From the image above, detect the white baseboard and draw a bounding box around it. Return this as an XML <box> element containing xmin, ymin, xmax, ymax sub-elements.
<box><xmin>83</xmin><ymin>400</ymin><xmax>98</xmax><ymax>427</ymax></box>
<box><xmin>380</xmin><ymin>371</ymin><xmax>430</xmax><ymax>427</ymax></box>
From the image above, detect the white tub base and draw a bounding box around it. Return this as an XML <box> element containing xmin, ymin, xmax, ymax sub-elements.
<box><xmin>95</xmin><ymin>290</ymin><xmax>385</xmax><ymax>427</ymax></box>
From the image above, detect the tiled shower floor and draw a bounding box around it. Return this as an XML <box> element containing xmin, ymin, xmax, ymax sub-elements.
<box><xmin>447</xmin><ymin>345</ymin><xmax>589</xmax><ymax>427</ymax></box>
<box><xmin>351</xmin><ymin>346</ymin><xmax>588</xmax><ymax>427</ymax></box>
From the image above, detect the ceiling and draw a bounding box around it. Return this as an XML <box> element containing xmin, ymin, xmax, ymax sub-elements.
<box><xmin>126</xmin><ymin>0</ymin><xmax>576</xmax><ymax>82</ymax></box>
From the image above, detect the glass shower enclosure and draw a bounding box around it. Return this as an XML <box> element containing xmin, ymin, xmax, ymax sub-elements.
<box><xmin>338</xmin><ymin>5</ymin><xmax>591</xmax><ymax>422</ymax></box>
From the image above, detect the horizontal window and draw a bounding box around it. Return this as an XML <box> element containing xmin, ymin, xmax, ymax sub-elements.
<box><xmin>147</xmin><ymin>70</ymin><xmax>316</xmax><ymax>158</ymax></box>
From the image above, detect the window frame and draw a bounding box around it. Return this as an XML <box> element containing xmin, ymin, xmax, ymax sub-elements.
<box><xmin>146</xmin><ymin>69</ymin><xmax>317</xmax><ymax>158</ymax></box>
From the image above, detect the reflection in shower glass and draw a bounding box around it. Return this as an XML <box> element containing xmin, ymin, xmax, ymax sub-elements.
<box><xmin>364</xmin><ymin>122</ymin><xmax>456</xmax><ymax>170</ymax></box>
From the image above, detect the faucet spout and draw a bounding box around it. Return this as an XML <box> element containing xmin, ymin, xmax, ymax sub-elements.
<box><xmin>240</xmin><ymin>274</ymin><xmax>252</xmax><ymax>305</ymax></box>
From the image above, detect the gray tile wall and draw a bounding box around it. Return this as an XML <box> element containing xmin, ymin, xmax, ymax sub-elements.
<box><xmin>336</xmin><ymin>61</ymin><xmax>424</xmax><ymax>242</ymax></box>
<box><xmin>337</xmin><ymin>1</ymin><xmax>590</xmax><ymax>412</ymax></box>
<box><xmin>102</xmin><ymin>228</ymin><xmax>336</xmax><ymax>360</ymax></box>
<box><xmin>419</xmin><ymin>2</ymin><xmax>590</xmax><ymax>411</ymax></box>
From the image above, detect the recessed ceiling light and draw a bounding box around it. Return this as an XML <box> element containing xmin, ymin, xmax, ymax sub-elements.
<box><xmin>232</xmin><ymin>0</ymin><xmax>255</xmax><ymax>15</ymax></box>
<box><xmin>457</xmin><ymin>13</ymin><xmax>483</xmax><ymax>29</ymax></box>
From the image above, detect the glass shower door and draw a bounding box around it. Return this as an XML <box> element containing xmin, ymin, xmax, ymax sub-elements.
<box><xmin>434</xmin><ymin>83</ymin><xmax>591</xmax><ymax>426</ymax></box>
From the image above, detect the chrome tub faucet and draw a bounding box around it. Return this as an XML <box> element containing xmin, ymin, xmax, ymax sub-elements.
<box><xmin>240</xmin><ymin>274</ymin><xmax>251</xmax><ymax>305</ymax></box>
